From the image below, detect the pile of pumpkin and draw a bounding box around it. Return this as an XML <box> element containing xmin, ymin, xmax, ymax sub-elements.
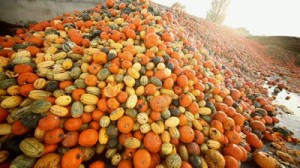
<box><xmin>165</xmin><ymin>6</ymin><xmax>300</xmax><ymax>93</ymax></box>
<box><xmin>0</xmin><ymin>0</ymin><xmax>298</xmax><ymax>168</ymax></box>
<box><xmin>166</xmin><ymin>7</ymin><xmax>271</xmax><ymax>81</ymax></box>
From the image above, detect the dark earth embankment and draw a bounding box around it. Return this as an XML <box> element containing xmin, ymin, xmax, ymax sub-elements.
<box><xmin>250</xmin><ymin>36</ymin><xmax>300</xmax><ymax>66</ymax></box>
<box><xmin>250</xmin><ymin>36</ymin><xmax>300</xmax><ymax>53</ymax></box>
<box><xmin>0</xmin><ymin>21</ymin><xmax>22</xmax><ymax>36</ymax></box>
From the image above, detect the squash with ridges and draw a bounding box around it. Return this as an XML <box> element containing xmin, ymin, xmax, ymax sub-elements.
<box><xmin>30</xmin><ymin>99</ymin><xmax>52</xmax><ymax>114</ymax></box>
<box><xmin>71</xmin><ymin>101</ymin><xmax>84</xmax><ymax>118</ymax></box>
<box><xmin>80</xmin><ymin>94</ymin><xmax>99</xmax><ymax>105</ymax></box>
<box><xmin>1</xmin><ymin>96</ymin><xmax>22</xmax><ymax>109</ymax></box>
<box><xmin>20</xmin><ymin>138</ymin><xmax>44</xmax><ymax>158</ymax></box>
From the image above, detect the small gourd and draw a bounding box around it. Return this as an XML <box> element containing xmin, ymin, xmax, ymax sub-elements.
<box><xmin>80</xmin><ymin>94</ymin><xmax>99</xmax><ymax>105</ymax></box>
<box><xmin>54</xmin><ymin>72</ymin><xmax>72</xmax><ymax>81</ymax></box>
<box><xmin>21</xmin><ymin>113</ymin><xmax>42</xmax><ymax>129</ymax></box>
<box><xmin>33</xmin><ymin>153</ymin><xmax>61</xmax><ymax>168</ymax></box>
<box><xmin>166</xmin><ymin>154</ymin><xmax>182</xmax><ymax>168</ymax></box>
<box><xmin>20</xmin><ymin>138</ymin><xmax>44</xmax><ymax>158</ymax></box>
<box><xmin>1</xmin><ymin>96</ymin><xmax>22</xmax><ymax>108</ymax></box>
<box><xmin>55</xmin><ymin>95</ymin><xmax>72</xmax><ymax>106</ymax></box>
<box><xmin>189</xmin><ymin>155</ymin><xmax>202</xmax><ymax>168</ymax></box>
<box><xmin>71</xmin><ymin>102</ymin><xmax>84</xmax><ymax>117</ymax></box>
<box><xmin>126</xmin><ymin>94</ymin><xmax>138</xmax><ymax>108</ymax></box>
<box><xmin>33</xmin><ymin>78</ymin><xmax>47</xmax><ymax>89</ymax></box>
<box><xmin>50</xmin><ymin>105</ymin><xmax>68</xmax><ymax>117</ymax></box>
<box><xmin>10</xmin><ymin>154</ymin><xmax>36</xmax><ymax>168</ymax></box>
<box><xmin>71</xmin><ymin>67</ymin><xmax>82</xmax><ymax>79</ymax></box>
<box><xmin>124</xmin><ymin>137</ymin><xmax>141</xmax><ymax>149</ymax></box>
<box><xmin>29</xmin><ymin>90</ymin><xmax>52</xmax><ymax>99</ymax></box>
<box><xmin>97</xmin><ymin>68</ymin><xmax>110</xmax><ymax>81</ymax></box>
<box><xmin>0</xmin><ymin>79</ymin><xmax>17</xmax><ymax>89</ymax></box>
<box><xmin>30</xmin><ymin>99</ymin><xmax>52</xmax><ymax>114</ymax></box>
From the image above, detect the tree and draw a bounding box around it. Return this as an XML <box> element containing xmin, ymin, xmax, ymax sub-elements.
<box><xmin>170</xmin><ymin>2</ymin><xmax>186</xmax><ymax>12</ymax></box>
<box><xmin>206</xmin><ymin>0</ymin><xmax>230</xmax><ymax>24</ymax></box>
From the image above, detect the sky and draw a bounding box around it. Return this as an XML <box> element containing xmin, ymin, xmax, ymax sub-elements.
<box><xmin>151</xmin><ymin>0</ymin><xmax>300</xmax><ymax>37</ymax></box>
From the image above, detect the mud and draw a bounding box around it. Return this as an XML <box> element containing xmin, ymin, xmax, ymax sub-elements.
<box><xmin>265</xmin><ymin>83</ymin><xmax>300</xmax><ymax>138</ymax></box>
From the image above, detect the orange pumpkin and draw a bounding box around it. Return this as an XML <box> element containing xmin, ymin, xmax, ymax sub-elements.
<box><xmin>61</xmin><ymin>148</ymin><xmax>83</xmax><ymax>168</ymax></box>
<box><xmin>93</xmin><ymin>51</ymin><xmax>108</xmax><ymax>64</ymax></box>
<box><xmin>246</xmin><ymin>133</ymin><xmax>264</xmax><ymax>149</ymax></box>
<box><xmin>44</xmin><ymin>128</ymin><xmax>65</xmax><ymax>145</ymax></box>
<box><xmin>232</xmin><ymin>113</ymin><xmax>245</xmax><ymax>127</ymax></box>
<box><xmin>194</xmin><ymin>130</ymin><xmax>205</xmax><ymax>144</ymax></box>
<box><xmin>38</xmin><ymin>114</ymin><xmax>61</xmax><ymax>131</ymax></box>
<box><xmin>179</xmin><ymin>125</ymin><xmax>195</xmax><ymax>143</ymax></box>
<box><xmin>118</xmin><ymin>160</ymin><xmax>132</xmax><ymax>168</ymax></box>
<box><xmin>143</xmin><ymin>131</ymin><xmax>162</xmax><ymax>153</ymax></box>
<box><xmin>253</xmin><ymin>151</ymin><xmax>278</xmax><ymax>168</ymax></box>
<box><xmin>0</xmin><ymin>108</ymin><xmax>8</xmax><ymax>123</ymax></box>
<box><xmin>11</xmin><ymin>121</ymin><xmax>29</xmax><ymax>135</ymax></box>
<box><xmin>230</xmin><ymin>89</ymin><xmax>241</xmax><ymax>101</ymax></box>
<box><xmin>224</xmin><ymin>155</ymin><xmax>240</xmax><ymax>168</ymax></box>
<box><xmin>62</xmin><ymin>132</ymin><xmax>79</xmax><ymax>148</ymax></box>
<box><xmin>223</xmin><ymin>143</ymin><xmax>244</xmax><ymax>161</ymax></box>
<box><xmin>106</xmin><ymin>0</ymin><xmax>115</xmax><ymax>8</ymax></box>
<box><xmin>89</xmin><ymin>161</ymin><xmax>106</xmax><ymax>168</ymax></box>
<box><xmin>250</xmin><ymin>120</ymin><xmax>266</xmax><ymax>132</ymax></box>
<box><xmin>14</xmin><ymin>64</ymin><xmax>33</xmax><ymax>74</ymax></box>
<box><xmin>225</xmin><ymin>130</ymin><xmax>242</xmax><ymax>144</ymax></box>
<box><xmin>78</xmin><ymin>129</ymin><xmax>98</xmax><ymax>147</ymax></box>
<box><xmin>25</xmin><ymin>46</ymin><xmax>41</xmax><ymax>56</ymax></box>
<box><xmin>179</xmin><ymin>94</ymin><xmax>192</xmax><ymax>107</ymax></box>
<box><xmin>144</xmin><ymin>33</ymin><xmax>161</xmax><ymax>48</ymax></box>
<box><xmin>176</xmin><ymin>75</ymin><xmax>188</xmax><ymax>88</ymax></box>
<box><xmin>117</xmin><ymin>116</ymin><xmax>134</xmax><ymax>133</ymax></box>
<box><xmin>150</xmin><ymin>95</ymin><xmax>170</xmax><ymax>112</ymax></box>
<box><xmin>18</xmin><ymin>72</ymin><xmax>39</xmax><ymax>85</ymax></box>
<box><xmin>84</xmin><ymin>75</ymin><xmax>98</xmax><ymax>87</ymax></box>
<box><xmin>19</xmin><ymin>84</ymin><xmax>34</xmax><ymax>97</ymax></box>
<box><xmin>64</xmin><ymin>118</ymin><xmax>82</xmax><ymax>131</ymax></box>
<box><xmin>133</xmin><ymin>149</ymin><xmax>151</xmax><ymax>168</ymax></box>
